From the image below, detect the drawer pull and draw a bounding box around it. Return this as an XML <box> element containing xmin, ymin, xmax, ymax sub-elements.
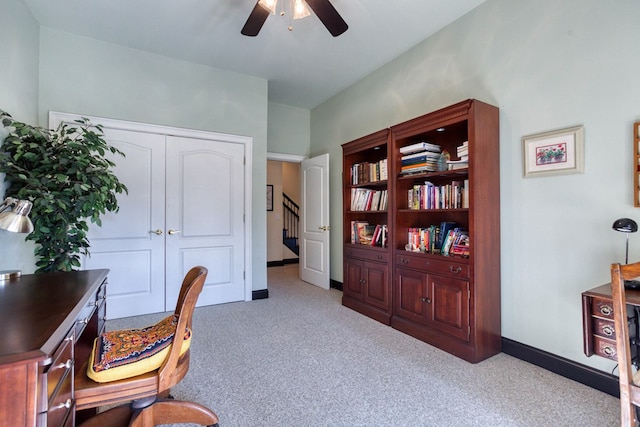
<box><xmin>77</xmin><ymin>317</ymin><xmax>90</xmax><ymax>325</ymax></box>
<box><xmin>52</xmin><ymin>399</ymin><xmax>72</xmax><ymax>410</ymax></box>
<box><xmin>602</xmin><ymin>325</ymin><xmax>615</xmax><ymax>336</ymax></box>
<box><xmin>599</xmin><ymin>305</ymin><xmax>613</xmax><ymax>316</ymax></box>
<box><xmin>603</xmin><ymin>346</ymin><xmax>615</xmax><ymax>356</ymax></box>
<box><xmin>57</xmin><ymin>359</ymin><xmax>73</xmax><ymax>369</ymax></box>
<box><xmin>449</xmin><ymin>266</ymin><xmax>462</xmax><ymax>273</ymax></box>
<box><xmin>421</xmin><ymin>297</ymin><xmax>431</xmax><ymax>304</ymax></box>
<box><xmin>377</xmin><ymin>255</ymin><xmax>384</xmax><ymax>260</ymax></box>
<box><xmin>400</xmin><ymin>258</ymin><xmax>409</xmax><ymax>265</ymax></box>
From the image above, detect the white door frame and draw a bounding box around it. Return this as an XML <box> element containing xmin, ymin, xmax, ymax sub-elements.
<box><xmin>267</xmin><ymin>152</ymin><xmax>331</xmax><ymax>290</ymax></box>
<box><xmin>49</xmin><ymin>111</ymin><xmax>253</xmax><ymax>302</ymax></box>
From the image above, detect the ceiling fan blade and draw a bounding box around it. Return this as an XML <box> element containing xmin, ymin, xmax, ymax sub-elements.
<box><xmin>241</xmin><ymin>2</ymin><xmax>270</xmax><ymax>37</ymax></box>
<box><xmin>305</xmin><ymin>0</ymin><xmax>348</xmax><ymax>37</ymax></box>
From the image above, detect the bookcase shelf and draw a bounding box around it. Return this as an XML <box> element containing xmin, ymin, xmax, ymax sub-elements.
<box><xmin>341</xmin><ymin>99</ymin><xmax>501</xmax><ymax>363</ymax></box>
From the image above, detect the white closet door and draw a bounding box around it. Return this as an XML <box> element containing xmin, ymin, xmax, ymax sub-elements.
<box><xmin>164</xmin><ymin>136</ymin><xmax>246</xmax><ymax>309</ymax></box>
<box><xmin>83</xmin><ymin>128</ymin><xmax>167</xmax><ymax>318</ymax></box>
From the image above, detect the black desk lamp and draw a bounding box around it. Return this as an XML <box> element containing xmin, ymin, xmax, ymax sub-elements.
<box><xmin>612</xmin><ymin>218</ymin><xmax>640</xmax><ymax>289</ymax></box>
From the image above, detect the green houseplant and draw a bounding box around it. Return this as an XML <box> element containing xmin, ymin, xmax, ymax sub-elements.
<box><xmin>0</xmin><ymin>109</ymin><xmax>127</xmax><ymax>273</ymax></box>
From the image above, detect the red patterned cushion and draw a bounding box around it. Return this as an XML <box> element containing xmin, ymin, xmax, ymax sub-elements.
<box><xmin>87</xmin><ymin>314</ymin><xmax>191</xmax><ymax>382</ymax></box>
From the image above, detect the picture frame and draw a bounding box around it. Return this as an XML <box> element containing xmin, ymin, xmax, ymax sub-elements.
<box><xmin>522</xmin><ymin>125</ymin><xmax>584</xmax><ymax>178</ymax></box>
<box><xmin>267</xmin><ymin>184</ymin><xmax>273</xmax><ymax>211</ymax></box>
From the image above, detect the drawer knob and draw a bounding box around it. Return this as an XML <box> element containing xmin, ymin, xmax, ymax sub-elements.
<box><xmin>449</xmin><ymin>266</ymin><xmax>462</xmax><ymax>273</ymax></box>
<box><xmin>401</xmin><ymin>258</ymin><xmax>409</xmax><ymax>265</ymax></box>
<box><xmin>52</xmin><ymin>398</ymin><xmax>72</xmax><ymax>410</ymax></box>
<box><xmin>421</xmin><ymin>297</ymin><xmax>431</xmax><ymax>304</ymax></box>
<box><xmin>602</xmin><ymin>325</ymin><xmax>615</xmax><ymax>336</ymax></box>
<box><xmin>57</xmin><ymin>359</ymin><xmax>73</xmax><ymax>369</ymax></box>
<box><xmin>600</xmin><ymin>305</ymin><xmax>613</xmax><ymax>316</ymax></box>
<box><xmin>78</xmin><ymin>317</ymin><xmax>90</xmax><ymax>325</ymax></box>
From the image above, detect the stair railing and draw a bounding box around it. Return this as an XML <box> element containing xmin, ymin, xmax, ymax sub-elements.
<box><xmin>283</xmin><ymin>193</ymin><xmax>299</xmax><ymax>255</ymax></box>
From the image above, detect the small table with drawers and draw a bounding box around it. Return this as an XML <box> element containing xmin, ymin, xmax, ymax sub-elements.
<box><xmin>0</xmin><ymin>269</ymin><xmax>108</xmax><ymax>427</ymax></box>
<box><xmin>582</xmin><ymin>283</ymin><xmax>639</xmax><ymax>362</ymax></box>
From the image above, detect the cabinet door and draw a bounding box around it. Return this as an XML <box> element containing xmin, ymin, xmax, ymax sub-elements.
<box><xmin>394</xmin><ymin>267</ymin><xmax>428</xmax><ymax>323</ymax></box>
<box><xmin>344</xmin><ymin>257</ymin><xmax>364</xmax><ymax>301</ymax></box>
<box><xmin>428</xmin><ymin>274</ymin><xmax>470</xmax><ymax>342</ymax></box>
<box><xmin>363</xmin><ymin>261</ymin><xmax>389</xmax><ymax>311</ymax></box>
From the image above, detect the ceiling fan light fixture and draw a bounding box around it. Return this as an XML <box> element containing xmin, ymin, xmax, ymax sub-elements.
<box><xmin>293</xmin><ymin>0</ymin><xmax>311</xmax><ymax>20</ymax></box>
<box><xmin>258</xmin><ymin>0</ymin><xmax>278</xmax><ymax>14</ymax></box>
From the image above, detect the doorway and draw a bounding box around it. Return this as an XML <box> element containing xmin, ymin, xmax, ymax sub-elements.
<box><xmin>267</xmin><ymin>152</ymin><xmax>330</xmax><ymax>290</ymax></box>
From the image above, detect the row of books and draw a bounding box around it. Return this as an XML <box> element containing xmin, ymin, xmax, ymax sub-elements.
<box><xmin>405</xmin><ymin>222</ymin><xmax>469</xmax><ymax>257</ymax></box>
<box><xmin>350</xmin><ymin>159</ymin><xmax>388</xmax><ymax>185</ymax></box>
<box><xmin>350</xmin><ymin>221</ymin><xmax>388</xmax><ymax>247</ymax></box>
<box><xmin>400</xmin><ymin>141</ymin><xmax>441</xmax><ymax>175</ymax></box>
<box><xmin>407</xmin><ymin>180</ymin><xmax>469</xmax><ymax>210</ymax></box>
<box><xmin>350</xmin><ymin>188</ymin><xmax>388</xmax><ymax>211</ymax></box>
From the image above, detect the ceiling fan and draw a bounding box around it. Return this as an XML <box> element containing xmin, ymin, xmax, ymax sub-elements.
<box><xmin>241</xmin><ymin>0</ymin><xmax>348</xmax><ymax>37</ymax></box>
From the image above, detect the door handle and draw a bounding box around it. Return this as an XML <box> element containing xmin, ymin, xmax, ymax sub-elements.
<box><xmin>149</xmin><ymin>229</ymin><xmax>163</xmax><ymax>235</ymax></box>
<box><xmin>168</xmin><ymin>229</ymin><xmax>181</xmax><ymax>235</ymax></box>
<box><xmin>318</xmin><ymin>225</ymin><xmax>330</xmax><ymax>231</ymax></box>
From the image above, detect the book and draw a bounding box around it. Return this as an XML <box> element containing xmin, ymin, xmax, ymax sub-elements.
<box><xmin>438</xmin><ymin>222</ymin><xmax>457</xmax><ymax>250</ymax></box>
<box><xmin>359</xmin><ymin>224</ymin><xmax>377</xmax><ymax>245</ymax></box>
<box><xmin>401</xmin><ymin>151</ymin><xmax>441</xmax><ymax>161</ymax></box>
<box><xmin>352</xmin><ymin>221</ymin><xmax>369</xmax><ymax>244</ymax></box>
<box><xmin>399</xmin><ymin>141</ymin><xmax>441</xmax><ymax>155</ymax></box>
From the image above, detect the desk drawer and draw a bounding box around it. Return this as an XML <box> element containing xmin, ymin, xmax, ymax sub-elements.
<box><xmin>592</xmin><ymin>335</ymin><xmax>617</xmax><ymax>360</ymax></box>
<box><xmin>592</xmin><ymin>317</ymin><xmax>616</xmax><ymax>339</ymax></box>
<box><xmin>591</xmin><ymin>298</ymin><xmax>614</xmax><ymax>319</ymax></box>
<box><xmin>38</xmin><ymin>330</ymin><xmax>73</xmax><ymax>413</ymax></box>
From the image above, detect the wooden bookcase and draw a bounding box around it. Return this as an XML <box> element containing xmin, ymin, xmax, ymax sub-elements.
<box><xmin>634</xmin><ymin>121</ymin><xmax>640</xmax><ymax>207</ymax></box>
<box><xmin>341</xmin><ymin>99</ymin><xmax>501</xmax><ymax>363</ymax></box>
<box><xmin>342</xmin><ymin>129</ymin><xmax>392</xmax><ymax>324</ymax></box>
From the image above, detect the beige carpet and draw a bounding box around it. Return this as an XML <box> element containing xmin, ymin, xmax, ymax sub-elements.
<box><xmin>107</xmin><ymin>264</ymin><xmax>619</xmax><ymax>426</ymax></box>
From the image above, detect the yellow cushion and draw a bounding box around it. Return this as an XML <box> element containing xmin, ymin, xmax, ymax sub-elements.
<box><xmin>87</xmin><ymin>315</ymin><xmax>191</xmax><ymax>383</ymax></box>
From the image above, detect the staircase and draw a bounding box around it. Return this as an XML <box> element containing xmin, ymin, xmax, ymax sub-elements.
<box><xmin>283</xmin><ymin>193</ymin><xmax>299</xmax><ymax>256</ymax></box>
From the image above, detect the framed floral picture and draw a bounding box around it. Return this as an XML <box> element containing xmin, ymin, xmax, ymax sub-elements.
<box><xmin>522</xmin><ymin>125</ymin><xmax>584</xmax><ymax>178</ymax></box>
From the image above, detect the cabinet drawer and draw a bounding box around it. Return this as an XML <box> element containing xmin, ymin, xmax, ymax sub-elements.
<box><xmin>396</xmin><ymin>253</ymin><xmax>469</xmax><ymax>278</ymax></box>
<box><xmin>345</xmin><ymin>246</ymin><xmax>388</xmax><ymax>263</ymax></box>
<box><xmin>592</xmin><ymin>317</ymin><xmax>616</xmax><ymax>339</ymax></box>
<box><xmin>592</xmin><ymin>335</ymin><xmax>617</xmax><ymax>360</ymax></box>
<box><xmin>591</xmin><ymin>298</ymin><xmax>614</xmax><ymax>319</ymax></box>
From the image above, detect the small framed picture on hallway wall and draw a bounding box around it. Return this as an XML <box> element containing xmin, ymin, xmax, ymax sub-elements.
<box><xmin>267</xmin><ymin>185</ymin><xmax>273</xmax><ymax>211</ymax></box>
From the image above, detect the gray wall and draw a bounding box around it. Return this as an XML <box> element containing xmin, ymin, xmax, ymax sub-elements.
<box><xmin>0</xmin><ymin>0</ymin><xmax>40</xmax><ymax>273</ymax></box>
<box><xmin>267</xmin><ymin>101</ymin><xmax>311</xmax><ymax>156</ymax></box>
<box><xmin>1</xmin><ymin>18</ymin><xmax>270</xmax><ymax>291</ymax></box>
<box><xmin>310</xmin><ymin>0</ymin><xmax>639</xmax><ymax>371</ymax></box>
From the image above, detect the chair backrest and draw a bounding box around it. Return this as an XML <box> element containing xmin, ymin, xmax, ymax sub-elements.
<box><xmin>157</xmin><ymin>266</ymin><xmax>208</xmax><ymax>391</ymax></box>
<box><xmin>611</xmin><ymin>262</ymin><xmax>640</xmax><ymax>426</ymax></box>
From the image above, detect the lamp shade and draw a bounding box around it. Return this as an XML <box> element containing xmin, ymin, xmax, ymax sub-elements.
<box><xmin>0</xmin><ymin>200</ymin><xmax>34</xmax><ymax>233</ymax></box>
<box><xmin>612</xmin><ymin>218</ymin><xmax>638</xmax><ymax>233</ymax></box>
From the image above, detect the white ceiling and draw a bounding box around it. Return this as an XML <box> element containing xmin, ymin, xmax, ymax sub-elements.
<box><xmin>22</xmin><ymin>0</ymin><xmax>486</xmax><ymax>110</ymax></box>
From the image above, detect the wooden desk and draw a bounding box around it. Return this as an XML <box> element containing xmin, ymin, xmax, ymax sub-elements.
<box><xmin>582</xmin><ymin>283</ymin><xmax>640</xmax><ymax>361</ymax></box>
<box><xmin>0</xmin><ymin>269</ymin><xmax>108</xmax><ymax>427</ymax></box>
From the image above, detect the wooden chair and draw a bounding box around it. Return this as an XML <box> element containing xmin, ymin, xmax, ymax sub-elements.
<box><xmin>75</xmin><ymin>266</ymin><xmax>219</xmax><ymax>427</ymax></box>
<box><xmin>611</xmin><ymin>262</ymin><xmax>640</xmax><ymax>426</ymax></box>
